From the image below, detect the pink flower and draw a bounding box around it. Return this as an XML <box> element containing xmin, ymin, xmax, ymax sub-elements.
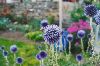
<box><xmin>79</xmin><ymin>20</ymin><xmax>91</xmax><ymax>30</ymax></box>
<box><xmin>67</xmin><ymin>26</ymin><xmax>79</xmax><ymax>33</ymax></box>
<box><xmin>71</xmin><ymin>22</ymin><xmax>79</xmax><ymax>27</ymax></box>
<box><xmin>67</xmin><ymin>20</ymin><xmax>91</xmax><ymax>33</ymax></box>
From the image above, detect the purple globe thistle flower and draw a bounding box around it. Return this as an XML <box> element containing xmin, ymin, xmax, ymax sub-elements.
<box><xmin>44</xmin><ymin>25</ymin><xmax>62</xmax><ymax>44</ymax></box>
<box><xmin>77</xmin><ymin>30</ymin><xmax>85</xmax><ymax>38</ymax></box>
<box><xmin>10</xmin><ymin>45</ymin><xmax>17</xmax><ymax>53</ymax></box>
<box><xmin>76</xmin><ymin>54</ymin><xmax>83</xmax><ymax>62</ymax></box>
<box><xmin>67</xmin><ymin>34</ymin><xmax>73</xmax><ymax>42</ymax></box>
<box><xmin>84</xmin><ymin>5</ymin><xmax>98</xmax><ymax>17</ymax></box>
<box><xmin>3</xmin><ymin>51</ymin><xmax>8</xmax><ymax>57</ymax></box>
<box><xmin>16</xmin><ymin>57</ymin><xmax>23</xmax><ymax>64</ymax></box>
<box><xmin>36</xmin><ymin>54</ymin><xmax>42</xmax><ymax>60</ymax></box>
<box><xmin>94</xmin><ymin>10</ymin><xmax>100</xmax><ymax>25</ymax></box>
<box><xmin>39</xmin><ymin>51</ymin><xmax>47</xmax><ymax>59</ymax></box>
<box><xmin>41</xmin><ymin>19</ymin><xmax>48</xmax><ymax>28</ymax></box>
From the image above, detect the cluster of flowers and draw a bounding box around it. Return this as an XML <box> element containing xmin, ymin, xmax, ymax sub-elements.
<box><xmin>67</xmin><ymin>29</ymin><xmax>86</xmax><ymax>41</ymax></box>
<box><xmin>0</xmin><ymin>45</ymin><xmax>23</xmax><ymax>65</ymax></box>
<box><xmin>67</xmin><ymin>20</ymin><xmax>91</xmax><ymax>33</ymax></box>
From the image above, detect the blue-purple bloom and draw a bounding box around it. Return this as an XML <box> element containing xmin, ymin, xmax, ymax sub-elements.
<box><xmin>44</xmin><ymin>25</ymin><xmax>62</xmax><ymax>44</ymax></box>
<box><xmin>94</xmin><ymin>10</ymin><xmax>100</xmax><ymax>25</ymax></box>
<box><xmin>10</xmin><ymin>45</ymin><xmax>17</xmax><ymax>53</ymax></box>
<box><xmin>41</xmin><ymin>19</ymin><xmax>48</xmax><ymax>27</ymax></box>
<box><xmin>16</xmin><ymin>57</ymin><xmax>23</xmax><ymax>64</ymax></box>
<box><xmin>84</xmin><ymin>5</ymin><xmax>98</xmax><ymax>17</ymax></box>
<box><xmin>39</xmin><ymin>51</ymin><xmax>47</xmax><ymax>59</ymax></box>
<box><xmin>36</xmin><ymin>51</ymin><xmax>47</xmax><ymax>60</ymax></box>
<box><xmin>77</xmin><ymin>30</ymin><xmax>85</xmax><ymax>38</ymax></box>
<box><xmin>3</xmin><ymin>51</ymin><xmax>8</xmax><ymax>57</ymax></box>
<box><xmin>36</xmin><ymin>54</ymin><xmax>42</xmax><ymax>60</ymax></box>
<box><xmin>67</xmin><ymin>34</ymin><xmax>73</xmax><ymax>42</ymax></box>
<box><xmin>76</xmin><ymin>54</ymin><xmax>83</xmax><ymax>62</ymax></box>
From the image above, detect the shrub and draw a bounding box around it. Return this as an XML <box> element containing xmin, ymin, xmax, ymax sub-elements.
<box><xmin>28</xmin><ymin>18</ymin><xmax>40</xmax><ymax>31</ymax></box>
<box><xmin>0</xmin><ymin>17</ymin><xmax>10</xmax><ymax>30</ymax></box>
<box><xmin>67</xmin><ymin>20</ymin><xmax>91</xmax><ymax>54</ymax></box>
<box><xmin>7</xmin><ymin>24</ymin><xmax>33</xmax><ymax>33</ymax></box>
<box><xmin>25</xmin><ymin>31</ymin><xmax>44</xmax><ymax>41</ymax></box>
<box><xmin>47</xmin><ymin>16</ymin><xmax>55</xmax><ymax>24</ymax></box>
<box><xmin>71</xmin><ymin>8</ymin><xmax>87</xmax><ymax>22</ymax></box>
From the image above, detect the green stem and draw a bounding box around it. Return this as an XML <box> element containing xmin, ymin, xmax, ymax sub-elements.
<box><xmin>41</xmin><ymin>59</ymin><xmax>44</xmax><ymax>66</ymax></box>
<box><xmin>78</xmin><ymin>61</ymin><xmax>81</xmax><ymax>66</ymax></box>
<box><xmin>20</xmin><ymin>64</ymin><xmax>22</xmax><ymax>66</ymax></box>
<box><xmin>69</xmin><ymin>42</ymin><xmax>71</xmax><ymax>54</ymax></box>
<box><xmin>5</xmin><ymin>56</ymin><xmax>9</xmax><ymax>66</ymax></box>
<box><xmin>40</xmin><ymin>60</ymin><xmax>41</xmax><ymax>66</ymax></box>
<box><xmin>90</xmin><ymin>17</ymin><xmax>93</xmax><ymax>33</ymax></box>
<box><xmin>55</xmin><ymin>43</ymin><xmax>58</xmax><ymax>66</ymax></box>
<box><xmin>81</xmin><ymin>39</ymin><xmax>84</xmax><ymax>53</ymax></box>
<box><xmin>14</xmin><ymin>54</ymin><xmax>16</xmax><ymax>66</ymax></box>
<box><xmin>51</xmin><ymin>45</ymin><xmax>54</xmax><ymax>66</ymax></box>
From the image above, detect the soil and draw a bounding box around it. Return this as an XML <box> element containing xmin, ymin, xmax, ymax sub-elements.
<box><xmin>0</xmin><ymin>31</ymin><xmax>34</xmax><ymax>44</ymax></box>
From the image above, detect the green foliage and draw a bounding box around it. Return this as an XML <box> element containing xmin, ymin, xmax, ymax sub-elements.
<box><xmin>28</xmin><ymin>18</ymin><xmax>40</xmax><ymax>31</ymax></box>
<box><xmin>25</xmin><ymin>31</ymin><xmax>43</xmax><ymax>41</ymax></box>
<box><xmin>71</xmin><ymin>8</ymin><xmax>87</xmax><ymax>22</ymax></box>
<box><xmin>0</xmin><ymin>37</ymin><xmax>99</xmax><ymax>66</ymax></box>
<box><xmin>95</xmin><ymin>3</ymin><xmax>100</xmax><ymax>10</ymax></box>
<box><xmin>66</xmin><ymin>30</ymin><xmax>90</xmax><ymax>54</ymax></box>
<box><xmin>0</xmin><ymin>17</ymin><xmax>10</xmax><ymax>30</ymax></box>
<box><xmin>47</xmin><ymin>16</ymin><xmax>55</xmax><ymax>24</ymax></box>
<box><xmin>84</xmin><ymin>0</ymin><xmax>93</xmax><ymax>5</ymax></box>
<box><xmin>7</xmin><ymin>24</ymin><xmax>33</xmax><ymax>33</ymax></box>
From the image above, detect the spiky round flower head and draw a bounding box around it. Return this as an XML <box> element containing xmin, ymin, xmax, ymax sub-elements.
<box><xmin>36</xmin><ymin>54</ymin><xmax>42</xmax><ymax>60</ymax></box>
<box><xmin>39</xmin><ymin>51</ymin><xmax>47</xmax><ymax>59</ymax></box>
<box><xmin>3</xmin><ymin>51</ymin><xmax>8</xmax><ymax>57</ymax></box>
<box><xmin>16</xmin><ymin>57</ymin><xmax>23</xmax><ymax>64</ymax></box>
<box><xmin>77</xmin><ymin>30</ymin><xmax>85</xmax><ymax>38</ymax></box>
<box><xmin>94</xmin><ymin>10</ymin><xmax>100</xmax><ymax>25</ymax></box>
<box><xmin>84</xmin><ymin>5</ymin><xmax>98</xmax><ymax>17</ymax></box>
<box><xmin>10</xmin><ymin>45</ymin><xmax>17</xmax><ymax>53</ymax></box>
<box><xmin>0</xmin><ymin>46</ymin><xmax>5</xmax><ymax>51</ymax></box>
<box><xmin>41</xmin><ymin>19</ymin><xmax>48</xmax><ymax>28</ymax></box>
<box><xmin>44</xmin><ymin>25</ymin><xmax>62</xmax><ymax>44</ymax></box>
<box><xmin>67</xmin><ymin>34</ymin><xmax>73</xmax><ymax>42</ymax></box>
<box><xmin>76</xmin><ymin>54</ymin><xmax>83</xmax><ymax>62</ymax></box>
